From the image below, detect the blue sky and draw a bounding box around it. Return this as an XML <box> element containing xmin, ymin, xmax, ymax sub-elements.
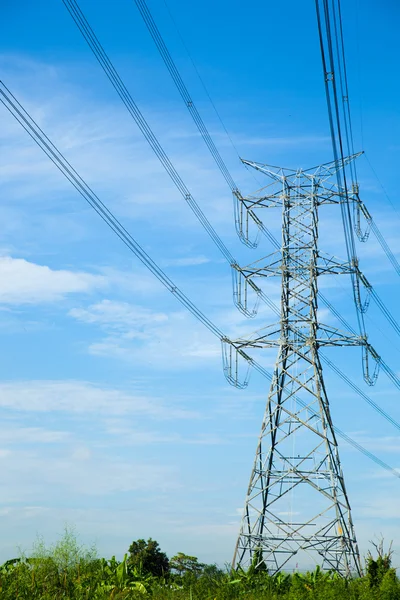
<box><xmin>0</xmin><ymin>0</ymin><xmax>400</xmax><ymax>569</ymax></box>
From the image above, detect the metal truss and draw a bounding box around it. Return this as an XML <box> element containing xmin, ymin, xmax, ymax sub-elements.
<box><xmin>232</xmin><ymin>155</ymin><xmax>362</xmax><ymax>576</ymax></box>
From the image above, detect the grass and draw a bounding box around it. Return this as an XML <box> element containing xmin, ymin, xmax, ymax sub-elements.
<box><xmin>0</xmin><ymin>528</ymin><xmax>398</xmax><ymax>599</ymax></box>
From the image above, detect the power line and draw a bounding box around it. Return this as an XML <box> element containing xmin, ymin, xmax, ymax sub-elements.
<box><xmin>370</xmin><ymin>220</ymin><xmax>400</xmax><ymax>278</ymax></box>
<box><xmin>134</xmin><ymin>0</ymin><xmax>237</xmax><ymax>192</ymax></box>
<box><xmin>318</xmin><ymin>286</ymin><xmax>400</xmax><ymax>395</ymax></box>
<box><xmin>1</xmin><ymin>79</ymin><xmax>398</xmax><ymax>481</ymax></box>
<box><xmin>364</xmin><ymin>152</ymin><xmax>400</xmax><ymax>222</ymax></box>
<box><xmin>67</xmin><ymin>0</ymin><xmax>393</xmax><ymax>358</ymax></box>
<box><xmin>134</xmin><ymin>0</ymin><xmax>267</xmax><ymax>244</ymax></box>
<box><xmin>61</xmin><ymin>0</ymin><xmax>236</xmax><ymax>266</ymax></box>
<box><xmin>161</xmin><ymin>0</ymin><xmax>243</xmax><ymax>163</ymax></box>
<box><xmin>129</xmin><ymin>0</ymin><xmax>400</xmax><ymax>359</ymax></box>
<box><xmin>380</xmin><ymin>360</ymin><xmax>400</xmax><ymax>393</ymax></box>
<box><xmin>354</xmin><ymin>0</ymin><xmax>364</xmax><ymax>150</ymax></box>
<box><xmin>0</xmin><ymin>81</ymin><xmax>224</xmax><ymax>339</ymax></box>
<box><xmin>314</xmin><ymin>0</ymin><xmax>400</xmax><ymax>389</ymax></box>
<box><xmin>63</xmin><ymin>0</ymin><xmax>276</xmax><ymax>251</ymax></box>
<box><xmin>316</xmin><ymin>0</ymin><xmax>367</xmax><ymax>344</ymax></box>
<box><xmin>251</xmin><ymin>360</ymin><xmax>400</xmax><ymax>480</ymax></box>
<box><xmin>316</xmin><ymin>0</ymin><xmax>400</xmax><ymax>345</ymax></box>
<box><xmin>321</xmin><ymin>353</ymin><xmax>400</xmax><ymax>431</ymax></box>
<box><xmin>62</xmin><ymin>0</ymin><xmax>275</xmax><ymax>319</ymax></box>
<box><xmin>10</xmin><ymin>0</ymin><xmax>400</xmax><ymax>488</ymax></box>
<box><xmin>61</xmin><ymin>0</ymin><xmax>285</xmax><ymax>316</ymax></box>
<box><xmin>160</xmin><ymin>0</ymin><xmax>400</xmax><ymax>286</ymax></box>
<box><xmin>370</xmin><ymin>288</ymin><xmax>400</xmax><ymax>338</ymax></box>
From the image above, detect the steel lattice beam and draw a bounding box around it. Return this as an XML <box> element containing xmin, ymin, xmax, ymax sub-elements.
<box><xmin>232</xmin><ymin>157</ymin><xmax>362</xmax><ymax>576</ymax></box>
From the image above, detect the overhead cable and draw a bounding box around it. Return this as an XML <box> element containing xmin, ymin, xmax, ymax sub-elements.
<box><xmin>251</xmin><ymin>360</ymin><xmax>400</xmax><ymax>480</ymax></box>
<box><xmin>65</xmin><ymin>0</ymin><xmax>376</xmax><ymax>344</ymax></box>
<box><xmin>321</xmin><ymin>353</ymin><xmax>400</xmax><ymax>431</ymax></box>
<box><xmin>161</xmin><ymin>0</ymin><xmax>243</xmax><ymax>163</ymax></box>
<box><xmin>125</xmin><ymin>0</ymin><xmax>400</xmax><ymax>353</ymax></box>
<box><xmin>331</xmin><ymin>1</ymin><xmax>400</xmax><ymax>275</ymax></box>
<box><xmin>61</xmin><ymin>0</ymin><xmax>236</xmax><ymax>266</ymax></box>
<box><xmin>370</xmin><ymin>220</ymin><xmax>400</xmax><ymax>278</ymax></box>
<box><xmin>364</xmin><ymin>152</ymin><xmax>400</xmax><ymax>223</ymax></box>
<box><xmin>370</xmin><ymin>288</ymin><xmax>400</xmax><ymax>339</ymax></box>
<box><xmin>316</xmin><ymin>0</ymin><xmax>400</xmax><ymax>349</ymax></box>
<box><xmin>316</xmin><ymin>0</ymin><xmax>366</xmax><ymax>338</ymax></box>
<box><xmin>132</xmin><ymin>0</ymin><xmax>267</xmax><ymax>248</ymax></box>
<box><xmin>314</xmin><ymin>0</ymin><xmax>393</xmax><ymax>393</ymax></box>
<box><xmin>134</xmin><ymin>0</ymin><xmax>237</xmax><ymax>192</ymax></box>
<box><xmin>0</xmin><ymin>81</ymin><xmax>225</xmax><ymax>339</ymax></box>
<box><xmin>317</xmin><ymin>290</ymin><xmax>400</xmax><ymax>394</ymax></box>
<box><xmin>2</xmin><ymin>80</ymin><xmax>398</xmax><ymax>479</ymax></box>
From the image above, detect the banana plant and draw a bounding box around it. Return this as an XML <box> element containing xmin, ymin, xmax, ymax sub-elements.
<box><xmin>99</xmin><ymin>554</ymin><xmax>148</xmax><ymax>594</ymax></box>
<box><xmin>272</xmin><ymin>570</ymin><xmax>291</xmax><ymax>592</ymax></box>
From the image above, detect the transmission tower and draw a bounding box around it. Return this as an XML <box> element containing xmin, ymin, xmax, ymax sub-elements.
<box><xmin>231</xmin><ymin>154</ymin><xmax>363</xmax><ymax>576</ymax></box>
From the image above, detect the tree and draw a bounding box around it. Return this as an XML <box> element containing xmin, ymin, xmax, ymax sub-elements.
<box><xmin>170</xmin><ymin>552</ymin><xmax>205</xmax><ymax>576</ymax></box>
<box><xmin>127</xmin><ymin>538</ymin><xmax>169</xmax><ymax>577</ymax></box>
<box><xmin>379</xmin><ymin>569</ymin><xmax>400</xmax><ymax>600</ymax></box>
<box><xmin>366</xmin><ymin>538</ymin><xmax>394</xmax><ymax>588</ymax></box>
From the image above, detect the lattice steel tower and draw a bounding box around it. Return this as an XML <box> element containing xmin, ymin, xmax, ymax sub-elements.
<box><xmin>231</xmin><ymin>154</ymin><xmax>363</xmax><ymax>576</ymax></box>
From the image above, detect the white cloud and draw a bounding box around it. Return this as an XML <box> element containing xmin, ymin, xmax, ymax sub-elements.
<box><xmin>98</xmin><ymin>266</ymin><xmax>162</xmax><ymax>295</ymax></box>
<box><xmin>0</xmin><ymin>380</ymin><xmax>199</xmax><ymax>419</ymax></box>
<box><xmin>87</xmin><ymin>334</ymin><xmax>220</xmax><ymax>368</ymax></box>
<box><xmin>0</xmin><ymin>256</ymin><xmax>106</xmax><ymax>304</ymax></box>
<box><xmin>160</xmin><ymin>255</ymin><xmax>211</xmax><ymax>267</ymax></box>
<box><xmin>350</xmin><ymin>434</ymin><xmax>400</xmax><ymax>454</ymax></box>
<box><xmin>0</xmin><ymin>426</ymin><xmax>69</xmax><ymax>444</ymax></box>
<box><xmin>69</xmin><ymin>300</ymin><xmax>168</xmax><ymax>331</ymax></box>
<box><xmin>2</xmin><ymin>52</ymin><xmax>400</xmax><ymax>569</ymax></box>
<box><xmin>357</xmin><ymin>494</ymin><xmax>400</xmax><ymax>520</ymax></box>
<box><xmin>68</xmin><ymin>297</ymin><xmax>279</xmax><ymax>374</ymax></box>
<box><xmin>0</xmin><ymin>55</ymin><xmax>237</xmax><ymax>238</ymax></box>
<box><xmin>232</xmin><ymin>135</ymin><xmax>331</xmax><ymax>148</ymax></box>
<box><xmin>102</xmin><ymin>421</ymin><xmax>227</xmax><ymax>446</ymax></box>
<box><xmin>69</xmin><ymin>299</ymin><xmax>221</xmax><ymax>367</ymax></box>
<box><xmin>0</xmin><ymin>447</ymin><xmax>178</xmax><ymax>498</ymax></box>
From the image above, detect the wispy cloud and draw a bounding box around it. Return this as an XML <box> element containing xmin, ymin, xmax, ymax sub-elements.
<box><xmin>69</xmin><ymin>299</ymin><xmax>221</xmax><ymax>367</ymax></box>
<box><xmin>160</xmin><ymin>255</ymin><xmax>211</xmax><ymax>267</ymax></box>
<box><xmin>0</xmin><ymin>447</ymin><xmax>179</xmax><ymax>498</ymax></box>
<box><xmin>232</xmin><ymin>135</ymin><xmax>331</xmax><ymax>148</ymax></box>
<box><xmin>0</xmin><ymin>380</ymin><xmax>199</xmax><ymax>419</ymax></box>
<box><xmin>350</xmin><ymin>434</ymin><xmax>400</xmax><ymax>454</ymax></box>
<box><xmin>69</xmin><ymin>300</ymin><xmax>168</xmax><ymax>331</ymax></box>
<box><xmin>1</xmin><ymin>48</ymin><xmax>399</xmax><ymax>568</ymax></box>
<box><xmin>0</xmin><ymin>256</ymin><xmax>106</xmax><ymax>304</ymax></box>
<box><xmin>0</xmin><ymin>426</ymin><xmax>70</xmax><ymax>445</ymax></box>
<box><xmin>102</xmin><ymin>422</ymin><xmax>228</xmax><ymax>446</ymax></box>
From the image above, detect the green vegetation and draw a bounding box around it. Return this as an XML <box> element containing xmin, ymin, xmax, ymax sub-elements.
<box><xmin>0</xmin><ymin>528</ymin><xmax>399</xmax><ymax>599</ymax></box>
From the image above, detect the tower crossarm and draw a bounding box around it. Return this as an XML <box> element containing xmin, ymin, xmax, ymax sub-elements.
<box><xmin>238</xmin><ymin>184</ymin><xmax>347</xmax><ymax>210</ymax></box>
<box><xmin>241</xmin><ymin>152</ymin><xmax>363</xmax><ymax>183</ymax></box>
<box><xmin>231</xmin><ymin>323</ymin><xmax>364</xmax><ymax>350</ymax></box>
<box><xmin>234</xmin><ymin>251</ymin><xmax>354</xmax><ymax>279</ymax></box>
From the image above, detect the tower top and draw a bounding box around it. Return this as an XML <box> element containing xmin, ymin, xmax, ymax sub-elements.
<box><xmin>241</xmin><ymin>151</ymin><xmax>363</xmax><ymax>182</ymax></box>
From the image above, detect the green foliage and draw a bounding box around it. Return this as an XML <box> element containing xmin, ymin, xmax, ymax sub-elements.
<box><xmin>1</xmin><ymin>530</ymin><xmax>400</xmax><ymax>599</ymax></box>
<box><xmin>170</xmin><ymin>552</ymin><xmax>205</xmax><ymax>575</ymax></box>
<box><xmin>379</xmin><ymin>569</ymin><xmax>400</xmax><ymax>600</ymax></box>
<box><xmin>248</xmin><ymin>547</ymin><xmax>268</xmax><ymax>575</ymax></box>
<box><xmin>127</xmin><ymin>538</ymin><xmax>169</xmax><ymax>578</ymax></box>
<box><xmin>98</xmin><ymin>554</ymin><xmax>150</xmax><ymax>595</ymax></box>
<box><xmin>367</xmin><ymin>539</ymin><xmax>394</xmax><ymax>589</ymax></box>
<box><xmin>0</xmin><ymin>526</ymin><xmax>100</xmax><ymax>600</ymax></box>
